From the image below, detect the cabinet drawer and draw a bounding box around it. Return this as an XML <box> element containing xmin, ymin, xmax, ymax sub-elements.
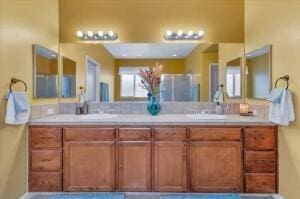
<box><xmin>31</xmin><ymin>128</ymin><xmax>62</xmax><ymax>148</ymax></box>
<box><xmin>245</xmin><ymin>128</ymin><xmax>276</xmax><ymax>150</ymax></box>
<box><xmin>153</xmin><ymin>128</ymin><xmax>187</xmax><ymax>140</ymax></box>
<box><xmin>64</xmin><ymin>128</ymin><xmax>115</xmax><ymax>141</ymax></box>
<box><xmin>30</xmin><ymin>172</ymin><xmax>62</xmax><ymax>192</ymax></box>
<box><xmin>245</xmin><ymin>151</ymin><xmax>276</xmax><ymax>173</ymax></box>
<box><xmin>118</xmin><ymin>128</ymin><xmax>151</xmax><ymax>140</ymax></box>
<box><xmin>245</xmin><ymin>173</ymin><xmax>276</xmax><ymax>193</ymax></box>
<box><xmin>190</xmin><ymin>128</ymin><xmax>241</xmax><ymax>141</ymax></box>
<box><xmin>31</xmin><ymin>150</ymin><xmax>62</xmax><ymax>171</ymax></box>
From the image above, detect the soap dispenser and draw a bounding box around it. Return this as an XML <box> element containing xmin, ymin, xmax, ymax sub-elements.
<box><xmin>215</xmin><ymin>102</ymin><xmax>223</xmax><ymax>114</ymax></box>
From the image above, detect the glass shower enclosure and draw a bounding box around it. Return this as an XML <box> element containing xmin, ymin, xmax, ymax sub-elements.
<box><xmin>159</xmin><ymin>74</ymin><xmax>200</xmax><ymax>102</ymax></box>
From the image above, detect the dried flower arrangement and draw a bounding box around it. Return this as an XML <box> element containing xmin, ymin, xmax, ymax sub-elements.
<box><xmin>138</xmin><ymin>63</ymin><xmax>164</xmax><ymax>97</ymax></box>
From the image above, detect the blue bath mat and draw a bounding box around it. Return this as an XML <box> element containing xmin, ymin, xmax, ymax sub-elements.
<box><xmin>48</xmin><ymin>193</ymin><xmax>125</xmax><ymax>199</ymax></box>
<box><xmin>160</xmin><ymin>194</ymin><xmax>241</xmax><ymax>199</ymax></box>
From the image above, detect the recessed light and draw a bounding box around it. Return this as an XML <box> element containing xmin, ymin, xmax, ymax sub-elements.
<box><xmin>137</xmin><ymin>54</ymin><xmax>141</xmax><ymax>57</ymax></box>
<box><xmin>51</xmin><ymin>54</ymin><xmax>56</xmax><ymax>57</ymax></box>
<box><xmin>123</xmin><ymin>54</ymin><xmax>127</xmax><ymax>57</ymax></box>
<box><xmin>172</xmin><ymin>54</ymin><xmax>177</xmax><ymax>57</ymax></box>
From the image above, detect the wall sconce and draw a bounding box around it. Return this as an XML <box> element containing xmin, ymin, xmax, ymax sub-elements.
<box><xmin>76</xmin><ymin>30</ymin><xmax>118</xmax><ymax>41</ymax></box>
<box><xmin>164</xmin><ymin>30</ymin><xmax>204</xmax><ymax>40</ymax></box>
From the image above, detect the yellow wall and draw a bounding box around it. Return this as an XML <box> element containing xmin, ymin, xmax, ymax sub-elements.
<box><xmin>218</xmin><ymin>43</ymin><xmax>244</xmax><ymax>102</ymax></box>
<box><xmin>114</xmin><ymin>59</ymin><xmax>185</xmax><ymax>101</ymax></box>
<box><xmin>245</xmin><ymin>1</ymin><xmax>300</xmax><ymax>198</ymax></box>
<box><xmin>0</xmin><ymin>0</ymin><xmax>59</xmax><ymax>199</ymax></box>
<box><xmin>60</xmin><ymin>44</ymin><xmax>115</xmax><ymax>102</ymax></box>
<box><xmin>59</xmin><ymin>0</ymin><xmax>244</xmax><ymax>43</ymax></box>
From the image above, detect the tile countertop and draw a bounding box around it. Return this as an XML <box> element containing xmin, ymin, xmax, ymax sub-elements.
<box><xmin>28</xmin><ymin>114</ymin><xmax>275</xmax><ymax>126</ymax></box>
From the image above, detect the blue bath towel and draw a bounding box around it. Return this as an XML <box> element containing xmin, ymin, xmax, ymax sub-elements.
<box><xmin>160</xmin><ymin>194</ymin><xmax>241</xmax><ymax>199</ymax></box>
<box><xmin>48</xmin><ymin>193</ymin><xmax>125</xmax><ymax>199</ymax></box>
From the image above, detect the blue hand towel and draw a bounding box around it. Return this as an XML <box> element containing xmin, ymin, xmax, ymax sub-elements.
<box><xmin>11</xmin><ymin>92</ymin><xmax>30</xmax><ymax>113</ymax></box>
<box><xmin>5</xmin><ymin>91</ymin><xmax>30</xmax><ymax>124</ymax></box>
<box><xmin>267</xmin><ymin>88</ymin><xmax>284</xmax><ymax>103</ymax></box>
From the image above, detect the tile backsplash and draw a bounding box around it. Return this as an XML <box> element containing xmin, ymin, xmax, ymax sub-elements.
<box><xmin>30</xmin><ymin>102</ymin><xmax>270</xmax><ymax>120</ymax></box>
<box><xmin>59</xmin><ymin>102</ymin><xmax>241</xmax><ymax>115</ymax></box>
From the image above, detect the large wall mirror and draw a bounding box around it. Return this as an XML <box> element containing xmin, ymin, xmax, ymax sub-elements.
<box><xmin>61</xmin><ymin>56</ymin><xmax>76</xmax><ymax>98</ymax></box>
<box><xmin>226</xmin><ymin>57</ymin><xmax>242</xmax><ymax>99</ymax></box>
<box><xmin>246</xmin><ymin>45</ymin><xmax>272</xmax><ymax>99</ymax></box>
<box><xmin>59</xmin><ymin>42</ymin><xmax>244</xmax><ymax>102</ymax></box>
<box><xmin>33</xmin><ymin>44</ymin><xmax>58</xmax><ymax>98</ymax></box>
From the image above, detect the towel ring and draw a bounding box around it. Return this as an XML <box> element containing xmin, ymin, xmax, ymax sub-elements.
<box><xmin>10</xmin><ymin>78</ymin><xmax>27</xmax><ymax>92</ymax></box>
<box><xmin>275</xmin><ymin>75</ymin><xmax>289</xmax><ymax>90</ymax></box>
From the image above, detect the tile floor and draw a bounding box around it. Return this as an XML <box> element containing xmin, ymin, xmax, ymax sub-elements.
<box><xmin>22</xmin><ymin>193</ymin><xmax>284</xmax><ymax>199</ymax></box>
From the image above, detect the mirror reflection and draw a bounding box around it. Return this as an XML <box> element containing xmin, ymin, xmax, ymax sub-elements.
<box><xmin>246</xmin><ymin>45</ymin><xmax>271</xmax><ymax>99</ymax></box>
<box><xmin>61</xmin><ymin>56</ymin><xmax>76</xmax><ymax>98</ymax></box>
<box><xmin>226</xmin><ymin>57</ymin><xmax>242</xmax><ymax>99</ymax></box>
<box><xmin>34</xmin><ymin>45</ymin><xmax>58</xmax><ymax>98</ymax></box>
<box><xmin>59</xmin><ymin>43</ymin><xmax>244</xmax><ymax>102</ymax></box>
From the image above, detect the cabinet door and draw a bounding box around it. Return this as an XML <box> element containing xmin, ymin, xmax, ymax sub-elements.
<box><xmin>153</xmin><ymin>141</ymin><xmax>188</xmax><ymax>192</ymax></box>
<box><xmin>190</xmin><ymin>141</ymin><xmax>242</xmax><ymax>192</ymax></box>
<box><xmin>118</xmin><ymin>141</ymin><xmax>151</xmax><ymax>191</ymax></box>
<box><xmin>64</xmin><ymin>141</ymin><xmax>115</xmax><ymax>191</ymax></box>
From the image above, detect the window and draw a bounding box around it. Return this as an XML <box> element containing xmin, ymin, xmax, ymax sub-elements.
<box><xmin>119</xmin><ymin>67</ymin><xmax>148</xmax><ymax>98</ymax></box>
<box><xmin>226</xmin><ymin>67</ymin><xmax>241</xmax><ymax>98</ymax></box>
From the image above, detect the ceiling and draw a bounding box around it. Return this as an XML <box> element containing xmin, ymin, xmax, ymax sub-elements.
<box><xmin>103</xmin><ymin>43</ymin><xmax>199</xmax><ymax>59</ymax></box>
<box><xmin>246</xmin><ymin>45</ymin><xmax>270</xmax><ymax>58</ymax></box>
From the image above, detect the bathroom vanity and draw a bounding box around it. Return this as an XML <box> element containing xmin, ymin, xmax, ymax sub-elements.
<box><xmin>28</xmin><ymin>114</ymin><xmax>278</xmax><ymax>194</ymax></box>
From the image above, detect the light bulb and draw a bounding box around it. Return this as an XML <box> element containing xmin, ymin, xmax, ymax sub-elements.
<box><xmin>177</xmin><ymin>30</ymin><xmax>183</xmax><ymax>36</ymax></box>
<box><xmin>166</xmin><ymin>30</ymin><xmax>172</xmax><ymax>36</ymax></box>
<box><xmin>98</xmin><ymin>31</ymin><xmax>104</xmax><ymax>37</ymax></box>
<box><xmin>187</xmin><ymin>30</ymin><xmax>193</xmax><ymax>36</ymax></box>
<box><xmin>76</xmin><ymin>31</ymin><xmax>83</xmax><ymax>37</ymax></box>
<box><xmin>108</xmin><ymin>31</ymin><xmax>114</xmax><ymax>37</ymax></box>
<box><xmin>87</xmin><ymin>31</ymin><xmax>93</xmax><ymax>37</ymax></box>
<box><xmin>198</xmin><ymin>30</ymin><xmax>204</xmax><ymax>36</ymax></box>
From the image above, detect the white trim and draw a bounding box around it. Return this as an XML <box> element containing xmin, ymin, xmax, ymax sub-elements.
<box><xmin>208</xmin><ymin>63</ymin><xmax>218</xmax><ymax>102</ymax></box>
<box><xmin>85</xmin><ymin>56</ymin><xmax>100</xmax><ymax>102</ymax></box>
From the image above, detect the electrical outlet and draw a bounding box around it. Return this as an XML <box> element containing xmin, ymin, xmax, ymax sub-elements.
<box><xmin>47</xmin><ymin>108</ymin><xmax>55</xmax><ymax>115</ymax></box>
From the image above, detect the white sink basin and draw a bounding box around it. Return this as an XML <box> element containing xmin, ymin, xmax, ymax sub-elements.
<box><xmin>186</xmin><ymin>114</ymin><xmax>226</xmax><ymax>120</ymax></box>
<box><xmin>78</xmin><ymin>114</ymin><xmax>118</xmax><ymax>120</ymax></box>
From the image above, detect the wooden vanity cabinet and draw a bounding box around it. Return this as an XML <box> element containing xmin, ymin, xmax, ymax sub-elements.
<box><xmin>152</xmin><ymin>128</ymin><xmax>188</xmax><ymax>192</ymax></box>
<box><xmin>63</xmin><ymin>128</ymin><xmax>116</xmax><ymax>191</ymax></box>
<box><xmin>117</xmin><ymin>128</ymin><xmax>152</xmax><ymax>191</ymax></box>
<box><xmin>190</xmin><ymin>128</ymin><xmax>243</xmax><ymax>192</ymax></box>
<box><xmin>28</xmin><ymin>125</ymin><xmax>278</xmax><ymax>193</ymax></box>
<box><xmin>29</xmin><ymin>127</ymin><xmax>63</xmax><ymax>192</ymax></box>
<box><xmin>244</xmin><ymin>127</ymin><xmax>278</xmax><ymax>193</ymax></box>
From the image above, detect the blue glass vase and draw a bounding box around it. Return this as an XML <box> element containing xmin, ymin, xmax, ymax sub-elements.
<box><xmin>147</xmin><ymin>96</ymin><xmax>161</xmax><ymax>116</ymax></box>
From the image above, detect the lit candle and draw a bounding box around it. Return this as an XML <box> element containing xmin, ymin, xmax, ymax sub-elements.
<box><xmin>240</xmin><ymin>103</ymin><xmax>249</xmax><ymax>116</ymax></box>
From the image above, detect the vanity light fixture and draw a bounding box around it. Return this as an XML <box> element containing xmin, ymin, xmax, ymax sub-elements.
<box><xmin>164</xmin><ymin>29</ymin><xmax>204</xmax><ymax>40</ymax></box>
<box><xmin>76</xmin><ymin>30</ymin><xmax>118</xmax><ymax>41</ymax></box>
